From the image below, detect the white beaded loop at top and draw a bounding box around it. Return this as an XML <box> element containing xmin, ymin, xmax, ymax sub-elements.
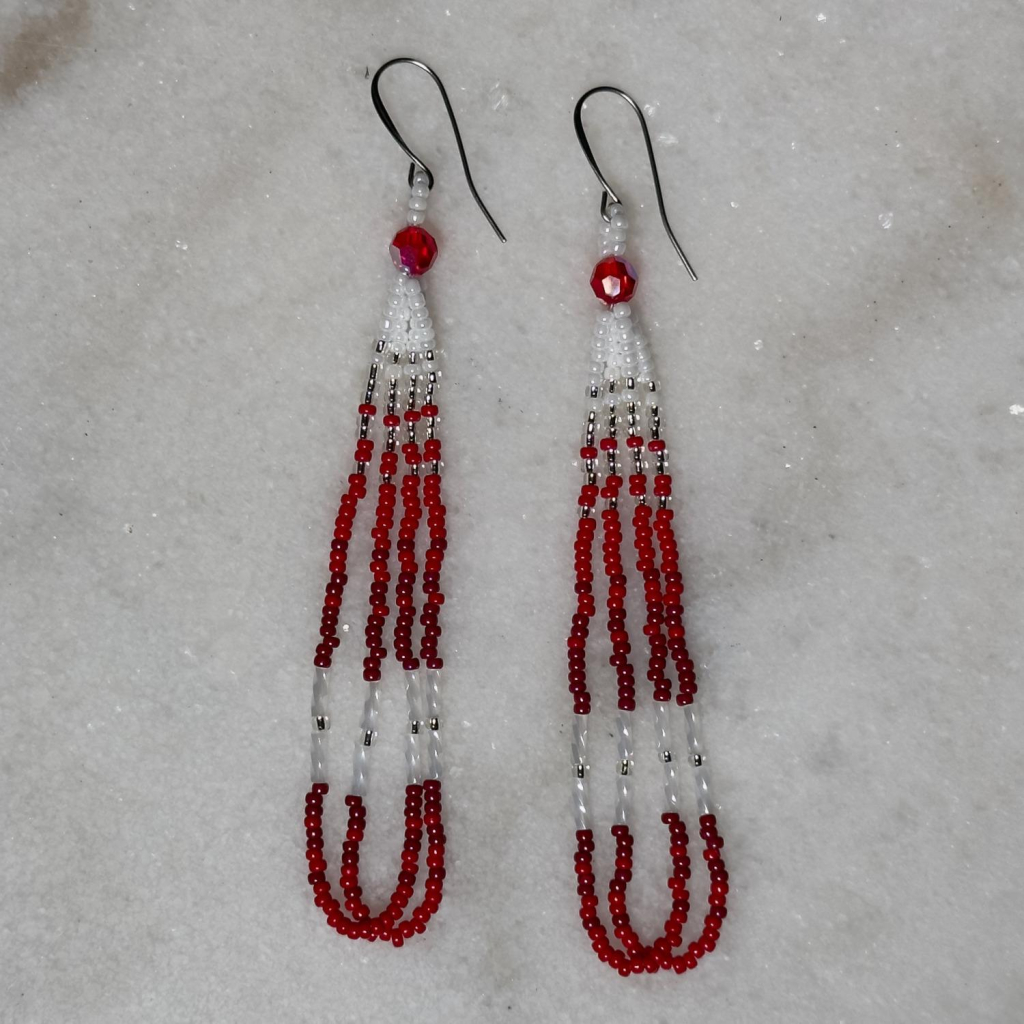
<box><xmin>407</xmin><ymin>168</ymin><xmax>430</xmax><ymax>225</ymax></box>
<box><xmin>599</xmin><ymin>201</ymin><xmax>629</xmax><ymax>257</ymax></box>
<box><xmin>379</xmin><ymin>273</ymin><xmax>438</xmax><ymax>366</ymax></box>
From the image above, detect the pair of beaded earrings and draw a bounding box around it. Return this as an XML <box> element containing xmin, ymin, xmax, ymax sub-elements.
<box><xmin>301</xmin><ymin>59</ymin><xmax>728</xmax><ymax>977</ymax></box>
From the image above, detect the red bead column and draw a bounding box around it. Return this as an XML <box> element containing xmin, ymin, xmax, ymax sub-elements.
<box><xmin>362</xmin><ymin>444</ymin><xmax>398</xmax><ymax>683</ymax></box>
<box><xmin>651</xmin><ymin>500</ymin><xmax>697</xmax><ymax>705</ymax></box>
<box><xmin>391</xmin><ymin>778</ymin><xmax>446</xmax><ymax>945</ymax></box>
<box><xmin>670</xmin><ymin>815</ymin><xmax>727</xmax><ymax>972</ymax></box>
<box><xmin>418</xmin><ymin>470</ymin><xmax>446</xmax><ymax>669</ymax></box>
<box><xmin>600</xmin><ymin>498</ymin><xmax>637</xmax><ymax>713</ymax></box>
<box><xmin>314</xmin><ymin>449</ymin><xmax>372</xmax><ymax>670</ymax></box>
<box><xmin>568</xmin><ymin>506</ymin><xmax>597</xmax><ymax>716</ymax></box>
<box><xmin>393</xmin><ymin>457</ymin><xmax>423</xmax><ymax>671</ymax></box>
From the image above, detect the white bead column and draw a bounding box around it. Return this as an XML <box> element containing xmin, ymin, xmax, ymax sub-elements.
<box><xmin>424</xmin><ymin>667</ymin><xmax>443</xmax><ymax>781</ymax></box>
<box><xmin>404</xmin><ymin>669</ymin><xmax>425</xmax><ymax>785</ymax></box>
<box><xmin>682</xmin><ymin>704</ymin><xmax>713</xmax><ymax>818</ymax></box>
<box><xmin>310</xmin><ymin>667</ymin><xmax>331</xmax><ymax>785</ymax></box>
<box><xmin>614</xmin><ymin>710</ymin><xmax>635</xmax><ymax>826</ymax></box>
<box><xmin>572</xmin><ymin>714</ymin><xmax>590</xmax><ymax>832</ymax></box>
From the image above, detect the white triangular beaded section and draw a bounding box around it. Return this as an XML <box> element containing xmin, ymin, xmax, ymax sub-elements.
<box><xmin>378</xmin><ymin>270</ymin><xmax>437</xmax><ymax>365</ymax></box>
<box><xmin>590</xmin><ymin>302</ymin><xmax>656</xmax><ymax>385</ymax></box>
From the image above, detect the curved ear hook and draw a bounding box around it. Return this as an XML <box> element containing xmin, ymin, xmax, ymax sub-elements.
<box><xmin>573</xmin><ymin>86</ymin><xmax>696</xmax><ymax>281</ymax></box>
<box><xmin>370</xmin><ymin>58</ymin><xmax>506</xmax><ymax>243</ymax></box>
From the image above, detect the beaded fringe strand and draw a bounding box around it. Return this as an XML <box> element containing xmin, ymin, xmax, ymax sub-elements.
<box><xmin>304</xmin><ymin>171</ymin><xmax>449</xmax><ymax>945</ymax></box>
<box><xmin>567</xmin><ymin>203</ymin><xmax>728</xmax><ymax>976</ymax></box>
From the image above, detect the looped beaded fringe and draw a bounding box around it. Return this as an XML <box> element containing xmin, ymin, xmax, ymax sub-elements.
<box><xmin>303</xmin><ymin>171</ymin><xmax>448</xmax><ymax>945</ymax></box>
<box><xmin>567</xmin><ymin>203</ymin><xmax>728</xmax><ymax>976</ymax></box>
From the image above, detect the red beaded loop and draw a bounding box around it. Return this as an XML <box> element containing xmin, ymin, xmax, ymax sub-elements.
<box><xmin>563</xmin><ymin>328</ymin><xmax>726</xmax><ymax>975</ymax></box>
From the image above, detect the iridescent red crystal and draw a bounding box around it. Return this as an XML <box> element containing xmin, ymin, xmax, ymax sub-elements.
<box><xmin>590</xmin><ymin>256</ymin><xmax>638</xmax><ymax>305</ymax></box>
<box><xmin>390</xmin><ymin>226</ymin><xmax>438</xmax><ymax>276</ymax></box>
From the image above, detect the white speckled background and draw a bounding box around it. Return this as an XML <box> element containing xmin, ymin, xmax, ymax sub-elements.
<box><xmin>1</xmin><ymin>1</ymin><xmax>1022</xmax><ymax>1021</ymax></box>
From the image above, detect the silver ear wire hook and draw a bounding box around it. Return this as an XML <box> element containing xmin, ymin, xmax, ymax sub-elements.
<box><xmin>370</xmin><ymin>58</ymin><xmax>506</xmax><ymax>243</ymax></box>
<box><xmin>573</xmin><ymin>86</ymin><xmax>697</xmax><ymax>281</ymax></box>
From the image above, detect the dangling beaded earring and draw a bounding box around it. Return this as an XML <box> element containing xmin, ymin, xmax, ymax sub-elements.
<box><xmin>303</xmin><ymin>58</ymin><xmax>505</xmax><ymax>946</ymax></box>
<box><xmin>565</xmin><ymin>88</ymin><xmax>728</xmax><ymax>976</ymax></box>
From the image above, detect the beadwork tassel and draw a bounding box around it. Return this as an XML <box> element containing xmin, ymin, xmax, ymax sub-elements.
<box><xmin>567</xmin><ymin>203</ymin><xmax>728</xmax><ymax>975</ymax></box>
<box><xmin>303</xmin><ymin>170</ymin><xmax>447</xmax><ymax>945</ymax></box>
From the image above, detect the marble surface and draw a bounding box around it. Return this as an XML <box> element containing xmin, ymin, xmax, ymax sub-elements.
<box><xmin>2</xmin><ymin>1</ymin><xmax>1023</xmax><ymax>1021</ymax></box>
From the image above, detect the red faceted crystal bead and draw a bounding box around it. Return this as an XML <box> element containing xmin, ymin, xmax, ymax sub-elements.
<box><xmin>590</xmin><ymin>256</ymin><xmax>638</xmax><ymax>305</ymax></box>
<box><xmin>390</xmin><ymin>226</ymin><xmax>438</xmax><ymax>276</ymax></box>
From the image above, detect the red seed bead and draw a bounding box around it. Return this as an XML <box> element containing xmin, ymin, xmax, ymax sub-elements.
<box><xmin>390</xmin><ymin>225</ymin><xmax>438</xmax><ymax>276</ymax></box>
<box><xmin>590</xmin><ymin>255</ymin><xmax>638</xmax><ymax>305</ymax></box>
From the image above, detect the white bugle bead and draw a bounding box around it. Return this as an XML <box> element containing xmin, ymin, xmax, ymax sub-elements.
<box><xmin>424</xmin><ymin>667</ymin><xmax>443</xmax><ymax>781</ymax></box>
<box><xmin>350</xmin><ymin>679</ymin><xmax>381</xmax><ymax>797</ymax></box>
<box><xmin>572</xmin><ymin>714</ymin><xmax>590</xmax><ymax>831</ymax></box>
<box><xmin>631</xmin><ymin>320</ymin><xmax>656</xmax><ymax>383</ymax></box>
<box><xmin>653</xmin><ymin>701</ymin><xmax>682</xmax><ymax>811</ymax></box>
<box><xmin>310</xmin><ymin>667</ymin><xmax>331</xmax><ymax>785</ymax></box>
<box><xmin>614</xmin><ymin>709</ymin><xmax>635</xmax><ymax>826</ymax></box>
<box><xmin>311</xmin><ymin>667</ymin><xmax>330</xmax><ymax>717</ymax></box>
<box><xmin>404</xmin><ymin>669</ymin><xmax>425</xmax><ymax>785</ymax></box>
<box><xmin>682</xmin><ymin>703</ymin><xmax>714</xmax><ymax>817</ymax></box>
<box><xmin>311</xmin><ymin>732</ymin><xmax>329</xmax><ymax>787</ymax></box>
<box><xmin>351</xmin><ymin>741</ymin><xmax>370</xmax><ymax>798</ymax></box>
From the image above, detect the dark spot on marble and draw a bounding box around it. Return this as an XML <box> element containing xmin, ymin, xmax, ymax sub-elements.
<box><xmin>807</xmin><ymin>727</ymin><xmax>848</xmax><ymax>776</ymax></box>
<box><xmin>0</xmin><ymin>0</ymin><xmax>89</xmax><ymax>102</ymax></box>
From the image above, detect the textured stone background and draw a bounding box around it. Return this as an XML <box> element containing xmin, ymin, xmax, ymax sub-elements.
<box><xmin>1</xmin><ymin>1</ymin><xmax>1022</xmax><ymax>1021</ymax></box>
